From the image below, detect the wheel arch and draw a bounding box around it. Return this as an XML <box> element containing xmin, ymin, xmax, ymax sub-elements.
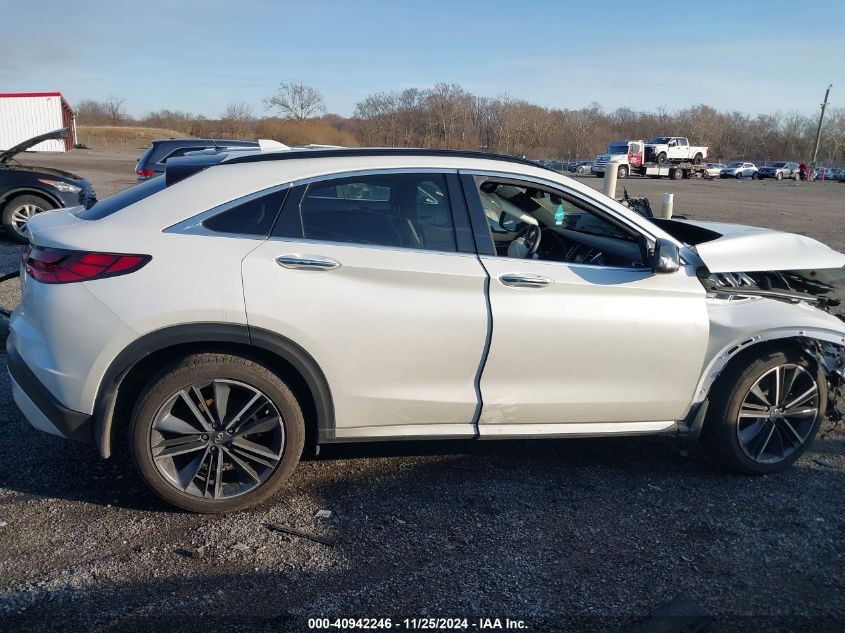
<box><xmin>0</xmin><ymin>187</ymin><xmax>62</xmax><ymax>210</ymax></box>
<box><xmin>692</xmin><ymin>328</ymin><xmax>845</xmax><ymax>407</ymax></box>
<box><xmin>93</xmin><ymin>323</ymin><xmax>334</xmax><ymax>458</ymax></box>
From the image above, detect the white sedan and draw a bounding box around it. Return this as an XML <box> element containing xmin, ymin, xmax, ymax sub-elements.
<box><xmin>704</xmin><ymin>162</ymin><xmax>726</xmax><ymax>178</ymax></box>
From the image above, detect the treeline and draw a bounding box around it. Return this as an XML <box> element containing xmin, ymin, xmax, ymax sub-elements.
<box><xmin>75</xmin><ymin>83</ymin><xmax>845</xmax><ymax>164</ymax></box>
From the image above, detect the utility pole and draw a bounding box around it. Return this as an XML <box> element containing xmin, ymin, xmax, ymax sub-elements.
<box><xmin>811</xmin><ymin>84</ymin><xmax>832</xmax><ymax>165</ymax></box>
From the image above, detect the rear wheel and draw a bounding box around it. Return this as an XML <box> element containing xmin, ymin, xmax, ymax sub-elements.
<box><xmin>776</xmin><ymin>172</ymin><xmax>783</xmax><ymax>181</ymax></box>
<box><xmin>693</xmin><ymin>153</ymin><xmax>703</xmax><ymax>165</ymax></box>
<box><xmin>705</xmin><ymin>348</ymin><xmax>825</xmax><ymax>474</ymax></box>
<box><xmin>131</xmin><ymin>353</ymin><xmax>305</xmax><ymax>512</ymax></box>
<box><xmin>2</xmin><ymin>194</ymin><xmax>55</xmax><ymax>243</ymax></box>
<box><xmin>671</xmin><ymin>168</ymin><xmax>684</xmax><ymax>180</ymax></box>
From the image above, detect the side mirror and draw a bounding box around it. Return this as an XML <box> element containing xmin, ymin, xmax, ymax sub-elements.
<box><xmin>652</xmin><ymin>238</ymin><xmax>681</xmax><ymax>274</ymax></box>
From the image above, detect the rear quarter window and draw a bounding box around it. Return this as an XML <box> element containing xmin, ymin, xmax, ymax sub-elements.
<box><xmin>77</xmin><ymin>177</ymin><xmax>166</xmax><ymax>220</ymax></box>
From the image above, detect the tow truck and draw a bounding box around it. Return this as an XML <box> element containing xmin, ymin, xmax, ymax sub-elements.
<box><xmin>592</xmin><ymin>139</ymin><xmax>709</xmax><ymax>180</ymax></box>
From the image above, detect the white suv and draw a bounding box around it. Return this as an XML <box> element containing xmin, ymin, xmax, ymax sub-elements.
<box><xmin>8</xmin><ymin>148</ymin><xmax>845</xmax><ymax>512</ymax></box>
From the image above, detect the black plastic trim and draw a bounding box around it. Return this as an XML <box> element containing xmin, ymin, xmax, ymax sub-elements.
<box><xmin>93</xmin><ymin>323</ymin><xmax>335</xmax><ymax>458</ymax></box>
<box><xmin>6</xmin><ymin>337</ymin><xmax>93</xmax><ymax>444</ymax></box>
<box><xmin>224</xmin><ymin>147</ymin><xmax>554</xmax><ymax>171</ymax></box>
<box><xmin>445</xmin><ymin>173</ymin><xmax>476</xmax><ymax>254</ymax></box>
<box><xmin>458</xmin><ymin>173</ymin><xmax>496</xmax><ymax>256</ymax></box>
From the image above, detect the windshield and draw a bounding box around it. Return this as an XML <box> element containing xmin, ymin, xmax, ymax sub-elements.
<box><xmin>648</xmin><ymin>137</ymin><xmax>671</xmax><ymax>144</ymax></box>
<box><xmin>607</xmin><ymin>143</ymin><xmax>630</xmax><ymax>154</ymax></box>
<box><xmin>726</xmin><ymin>162</ymin><xmax>742</xmax><ymax>168</ymax></box>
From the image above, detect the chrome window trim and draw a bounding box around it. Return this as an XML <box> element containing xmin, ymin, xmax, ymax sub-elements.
<box><xmin>460</xmin><ymin>168</ymin><xmax>662</xmax><ymax>243</ymax></box>
<box><xmin>164</xmin><ymin>183</ymin><xmax>292</xmax><ymax>237</ymax></box>
<box><xmin>290</xmin><ymin>167</ymin><xmax>459</xmax><ymax>188</ymax></box>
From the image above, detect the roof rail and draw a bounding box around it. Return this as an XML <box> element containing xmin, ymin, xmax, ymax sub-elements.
<box><xmin>223</xmin><ymin>147</ymin><xmax>551</xmax><ymax>171</ymax></box>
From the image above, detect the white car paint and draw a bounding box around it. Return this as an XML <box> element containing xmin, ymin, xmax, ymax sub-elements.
<box><xmin>9</xmin><ymin>150</ymin><xmax>845</xmax><ymax>451</ymax></box>
<box><xmin>685</xmin><ymin>220</ymin><xmax>845</xmax><ymax>274</ymax></box>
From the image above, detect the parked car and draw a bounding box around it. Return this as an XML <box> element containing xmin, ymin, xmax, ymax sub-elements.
<box><xmin>0</xmin><ymin>128</ymin><xmax>96</xmax><ymax>243</ymax></box>
<box><xmin>703</xmin><ymin>162</ymin><xmax>726</xmax><ymax>178</ymax></box>
<box><xmin>567</xmin><ymin>160</ymin><xmax>592</xmax><ymax>174</ymax></box>
<box><xmin>814</xmin><ymin>167</ymin><xmax>838</xmax><ymax>181</ymax></box>
<box><xmin>135</xmin><ymin>138</ymin><xmax>259</xmax><ymax>181</ymax></box>
<box><xmin>757</xmin><ymin>162</ymin><xmax>800</xmax><ymax>181</ymax></box>
<box><xmin>720</xmin><ymin>161</ymin><xmax>758</xmax><ymax>179</ymax></box>
<box><xmin>10</xmin><ymin>147</ymin><xmax>845</xmax><ymax>512</ymax></box>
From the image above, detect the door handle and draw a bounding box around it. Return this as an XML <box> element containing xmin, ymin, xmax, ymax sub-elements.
<box><xmin>499</xmin><ymin>273</ymin><xmax>553</xmax><ymax>288</ymax></box>
<box><xmin>276</xmin><ymin>255</ymin><xmax>341</xmax><ymax>271</ymax></box>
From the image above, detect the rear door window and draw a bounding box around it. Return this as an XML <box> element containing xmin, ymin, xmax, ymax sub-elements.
<box><xmin>275</xmin><ymin>172</ymin><xmax>457</xmax><ymax>252</ymax></box>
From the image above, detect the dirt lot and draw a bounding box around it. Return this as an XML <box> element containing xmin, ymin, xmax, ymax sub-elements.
<box><xmin>0</xmin><ymin>150</ymin><xmax>844</xmax><ymax>632</ymax></box>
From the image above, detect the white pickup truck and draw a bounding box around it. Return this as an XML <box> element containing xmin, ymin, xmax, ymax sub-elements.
<box><xmin>644</xmin><ymin>137</ymin><xmax>708</xmax><ymax>165</ymax></box>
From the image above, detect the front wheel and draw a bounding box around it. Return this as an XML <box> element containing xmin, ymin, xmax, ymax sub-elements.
<box><xmin>735</xmin><ymin>172</ymin><xmax>743</xmax><ymax>179</ymax></box>
<box><xmin>656</xmin><ymin>152</ymin><xmax>668</xmax><ymax>164</ymax></box>
<box><xmin>2</xmin><ymin>194</ymin><xmax>55</xmax><ymax>243</ymax></box>
<box><xmin>776</xmin><ymin>172</ymin><xmax>783</xmax><ymax>181</ymax></box>
<box><xmin>618</xmin><ymin>165</ymin><xmax>629</xmax><ymax>179</ymax></box>
<box><xmin>705</xmin><ymin>348</ymin><xmax>826</xmax><ymax>474</ymax></box>
<box><xmin>131</xmin><ymin>353</ymin><xmax>305</xmax><ymax>512</ymax></box>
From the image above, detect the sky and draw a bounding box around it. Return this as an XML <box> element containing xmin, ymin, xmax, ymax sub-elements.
<box><xmin>2</xmin><ymin>0</ymin><xmax>842</xmax><ymax>119</ymax></box>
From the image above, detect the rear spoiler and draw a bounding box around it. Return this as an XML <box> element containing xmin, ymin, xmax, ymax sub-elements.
<box><xmin>164</xmin><ymin>153</ymin><xmax>227</xmax><ymax>187</ymax></box>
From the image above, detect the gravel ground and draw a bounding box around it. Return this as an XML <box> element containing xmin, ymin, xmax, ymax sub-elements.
<box><xmin>0</xmin><ymin>151</ymin><xmax>843</xmax><ymax>632</ymax></box>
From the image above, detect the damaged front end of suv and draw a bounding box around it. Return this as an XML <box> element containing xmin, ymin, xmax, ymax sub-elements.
<box><xmin>649</xmin><ymin>216</ymin><xmax>845</xmax><ymax>440</ymax></box>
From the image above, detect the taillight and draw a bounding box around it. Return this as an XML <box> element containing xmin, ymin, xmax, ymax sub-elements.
<box><xmin>24</xmin><ymin>247</ymin><xmax>150</xmax><ymax>284</ymax></box>
<box><xmin>136</xmin><ymin>169</ymin><xmax>155</xmax><ymax>179</ymax></box>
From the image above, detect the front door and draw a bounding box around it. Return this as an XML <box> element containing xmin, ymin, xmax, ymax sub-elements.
<box><xmin>462</xmin><ymin>173</ymin><xmax>710</xmax><ymax>435</ymax></box>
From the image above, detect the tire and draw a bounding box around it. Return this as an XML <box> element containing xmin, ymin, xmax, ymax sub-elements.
<box><xmin>794</xmin><ymin>173</ymin><xmax>800</xmax><ymax>181</ymax></box>
<box><xmin>617</xmin><ymin>165</ymin><xmax>628</xmax><ymax>179</ymax></box>
<box><xmin>656</xmin><ymin>152</ymin><xmax>667</xmax><ymax>165</ymax></box>
<box><xmin>671</xmin><ymin>168</ymin><xmax>683</xmax><ymax>180</ymax></box>
<box><xmin>131</xmin><ymin>353</ymin><xmax>305</xmax><ymax>513</ymax></box>
<box><xmin>704</xmin><ymin>348</ymin><xmax>826</xmax><ymax>475</ymax></box>
<box><xmin>693</xmin><ymin>153</ymin><xmax>703</xmax><ymax>165</ymax></box>
<box><xmin>776</xmin><ymin>172</ymin><xmax>783</xmax><ymax>181</ymax></box>
<box><xmin>751</xmin><ymin>172</ymin><xmax>758</xmax><ymax>180</ymax></box>
<box><xmin>2</xmin><ymin>194</ymin><xmax>55</xmax><ymax>243</ymax></box>
<box><xmin>735</xmin><ymin>172</ymin><xmax>742</xmax><ymax>180</ymax></box>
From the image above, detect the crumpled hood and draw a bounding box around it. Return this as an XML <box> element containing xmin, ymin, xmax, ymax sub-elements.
<box><xmin>684</xmin><ymin>220</ymin><xmax>845</xmax><ymax>278</ymax></box>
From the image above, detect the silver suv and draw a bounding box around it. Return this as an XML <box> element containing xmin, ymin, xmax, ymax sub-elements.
<box><xmin>757</xmin><ymin>162</ymin><xmax>800</xmax><ymax>181</ymax></box>
<box><xmin>9</xmin><ymin>148</ymin><xmax>845</xmax><ymax>512</ymax></box>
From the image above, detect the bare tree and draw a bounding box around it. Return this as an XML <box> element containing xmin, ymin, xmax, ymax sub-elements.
<box><xmin>221</xmin><ymin>102</ymin><xmax>255</xmax><ymax>138</ymax></box>
<box><xmin>105</xmin><ymin>95</ymin><xmax>126</xmax><ymax>126</ymax></box>
<box><xmin>265</xmin><ymin>83</ymin><xmax>326</xmax><ymax>122</ymax></box>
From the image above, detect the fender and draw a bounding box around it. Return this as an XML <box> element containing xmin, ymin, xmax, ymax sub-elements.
<box><xmin>692</xmin><ymin>327</ymin><xmax>845</xmax><ymax>405</ymax></box>
<box><xmin>0</xmin><ymin>186</ymin><xmax>63</xmax><ymax>209</ymax></box>
<box><xmin>93</xmin><ymin>322</ymin><xmax>335</xmax><ymax>458</ymax></box>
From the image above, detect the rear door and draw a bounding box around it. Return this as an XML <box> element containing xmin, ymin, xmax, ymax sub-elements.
<box><xmin>242</xmin><ymin>169</ymin><xmax>489</xmax><ymax>440</ymax></box>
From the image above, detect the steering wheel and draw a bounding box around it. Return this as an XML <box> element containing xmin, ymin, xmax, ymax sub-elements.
<box><xmin>513</xmin><ymin>224</ymin><xmax>542</xmax><ymax>258</ymax></box>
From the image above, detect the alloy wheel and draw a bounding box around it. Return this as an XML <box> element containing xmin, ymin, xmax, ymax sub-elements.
<box><xmin>9</xmin><ymin>203</ymin><xmax>43</xmax><ymax>237</ymax></box>
<box><xmin>736</xmin><ymin>364</ymin><xmax>819</xmax><ymax>464</ymax></box>
<box><xmin>150</xmin><ymin>379</ymin><xmax>285</xmax><ymax>499</ymax></box>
